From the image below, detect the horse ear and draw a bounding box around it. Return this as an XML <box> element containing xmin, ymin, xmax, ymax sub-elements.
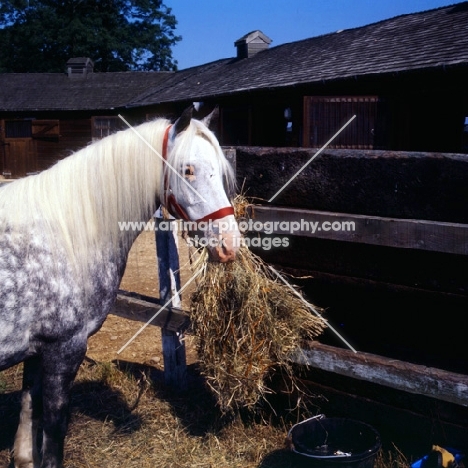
<box><xmin>173</xmin><ymin>105</ymin><xmax>194</xmax><ymax>135</ymax></box>
<box><xmin>202</xmin><ymin>106</ymin><xmax>219</xmax><ymax>130</ymax></box>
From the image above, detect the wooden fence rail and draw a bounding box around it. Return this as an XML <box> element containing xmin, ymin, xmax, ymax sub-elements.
<box><xmin>247</xmin><ymin>205</ymin><xmax>468</xmax><ymax>255</ymax></box>
<box><xmin>111</xmin><ymin>291</ymin><xmax>468</xmax><ymax>408</ymax></box>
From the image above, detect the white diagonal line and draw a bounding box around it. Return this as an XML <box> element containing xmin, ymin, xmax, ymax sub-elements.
<box><xmin>268</xmin><ymin>115</ymin><xmax>356</xmax><ymax>203</ymax></box>
<box><xmin>118</xmin><ymin>114</ymin><xmax>207</xmax><ymax>203</ymax></box>
<box><xmin>116</xmin><ymin>268</ymin><xmax>203</xmax><ymax>355</ymax></box>
<box><xmin>268</xmin><ymin>265</ymin><xmax>357</xmax><ymax>353</ymax></box>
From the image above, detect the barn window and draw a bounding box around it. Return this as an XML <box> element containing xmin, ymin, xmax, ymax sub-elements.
<box><xmin>92</xmin><ymin>116</ymin><xmax>124</xmax><ymax>140</ymax></box>
<box><xmin>31</xmin><ymin>120</ymin><xmax>60</xmax><ymax>140</ymax></box>
<box><xmin>5</xmin><ymin>120</ymin><xmax>32</xmax><ymax>138</ymax></box>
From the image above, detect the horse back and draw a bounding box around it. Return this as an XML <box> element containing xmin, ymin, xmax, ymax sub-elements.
<box><xmin>0</xmin><ymin>225</ymin><xmax>121</xmax><ymax>371</ymax></box>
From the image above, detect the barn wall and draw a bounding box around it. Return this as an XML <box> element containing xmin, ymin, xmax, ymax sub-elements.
<box><xmin>36</xmin><ymin>117</ymin><xmax>92</xmax><ymax>171</ymax></box>
<box><xmin>0</xmin><ymin>113</ymin><xmax>95</xmax><ymax>176</ymax></box>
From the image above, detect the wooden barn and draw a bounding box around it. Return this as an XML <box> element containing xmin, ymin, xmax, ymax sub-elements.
<box><xmin>1</xmin><ymin>1</ymin><xmax>467</xmax><ymax>453</ymax></box>
<box><xmin>0</xmin><ymin>58</ymin><xmax>172</xmax><ymax>178</ymax></box>
<box><xmin>1</xmin><ymin>3</ymin><xmax>468</xmax><ymax>178</ymax></box>
<box><xmin>128</xmin><ymin>2</ymin><xmax>468</xmax><ymax>152</ymax></box>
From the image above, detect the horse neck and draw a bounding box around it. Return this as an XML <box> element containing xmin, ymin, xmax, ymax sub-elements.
<box><xmin>95</xmin><ymin>123</ymin><xmax>165</xmax><ymax>254</ymax></box>
<box><xmin>39</xmin><ymin>120</ymin><xmax>165</xmax><ymax>267</ymax></box>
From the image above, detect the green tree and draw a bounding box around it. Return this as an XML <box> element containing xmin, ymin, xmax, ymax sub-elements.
<box><xmin>0</xmin><ymin>0</ymin><xmax>181</xmax><ymax>72</ymax></box>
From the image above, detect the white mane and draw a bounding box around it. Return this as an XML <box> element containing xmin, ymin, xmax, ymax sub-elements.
<box><xmin>0</xmin><ymin>118</ymin><xmax>169</xmax><ymax>276</ymax></box>
<box><xmin>0</xmin><ymin>116</ymin><xmax>236</xmax><ymax>285</ymax></box>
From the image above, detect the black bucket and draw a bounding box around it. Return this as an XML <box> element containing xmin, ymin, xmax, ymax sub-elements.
<box><xmin>288</xmin><ymin>414</ymin><xmax>381</xmax><ymax>468</ymax></box>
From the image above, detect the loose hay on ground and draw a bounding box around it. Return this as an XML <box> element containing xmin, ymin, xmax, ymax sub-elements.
<box><xmin>189</xmin><ymin>197</ymin><xmax>327</xmax><ymax>413</ymax></box>
<box><xmin>0</xmin><ymin>359</ymin><xmax>408</xmax><ymax>468</ymax></box>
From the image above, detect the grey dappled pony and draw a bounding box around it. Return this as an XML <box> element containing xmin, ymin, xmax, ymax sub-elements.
<box><xmin>0</xmin><ymin>107</ymin><xmax>240</xmax><ymax>468</ymax></box>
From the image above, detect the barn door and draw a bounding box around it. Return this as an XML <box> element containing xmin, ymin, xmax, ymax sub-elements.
<box><xmin>303</xmin><ymin>96</ymin><xmax>387</xmax><ymax>149</ymax></box>
<box><xmin>3</xmin><ymin>138</ymin><xmax>35</xmax><ymax>178</ymax></box>
<box><xmin>2</xmin><ymin>120</ymin><xmax>38</xmax><ymax>178</ymax></box>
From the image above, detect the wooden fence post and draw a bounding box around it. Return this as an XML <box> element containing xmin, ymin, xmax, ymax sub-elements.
<box><xmin>155</xmin><ymin>212</ymin><xmax>187</xmax><ymax>391</ymax></box>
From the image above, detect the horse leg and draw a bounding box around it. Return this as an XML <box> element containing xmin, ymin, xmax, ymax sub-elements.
<box><xmin>13</xmin><ymin>356</ymin><xmax>42</xmax><ymax>468</ymax></box>
<box><xmin>40</xmin><ymin>345</ymin><xmax>86</xmax><ymax>468</ymax></box>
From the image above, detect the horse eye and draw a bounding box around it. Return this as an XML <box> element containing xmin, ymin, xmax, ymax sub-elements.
<box><xmin>184</xmin><ymin>165</ymin><xmax>195</xmax><ymax>176</ymax></box>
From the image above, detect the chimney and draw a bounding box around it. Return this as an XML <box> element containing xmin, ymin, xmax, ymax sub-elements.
<box><xmin>234</xmin><ymin>31</ymin><xmax>272</xmax><ymax>59</ymax></box>
<box><xmin>66</xmin><ymin>57</ymin><xmax>94</xmax><ymax>78</ymax></box>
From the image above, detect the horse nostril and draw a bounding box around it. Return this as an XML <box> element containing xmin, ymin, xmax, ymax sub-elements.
<box><xmin>223</xmin><ymin>249</ymin><xmax>236</xmax><ymax>262</ymax></box>
<box><xmin>214</xmin><ymin>247</ymin><xmax>236</xmax><ymax>263</ymax></box>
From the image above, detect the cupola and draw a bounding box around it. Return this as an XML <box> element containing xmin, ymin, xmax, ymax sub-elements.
<box><xmin>234</xmin><ymin>31</ymin><xmax>272</xmax><ymax>59</ymax></box>
<box><xmin>66</xmin><ymin>57</ymin><xmax>94</xmax><ymax>78</ymax></box>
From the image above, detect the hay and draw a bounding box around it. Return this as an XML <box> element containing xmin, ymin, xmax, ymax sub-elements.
<box><xmin>189</xmin><ymin>196</ymin><xmax>327</xmax><ymax>413</ymax></box>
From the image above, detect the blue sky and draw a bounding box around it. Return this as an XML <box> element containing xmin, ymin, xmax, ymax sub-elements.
<box><xmin>165</xmin><ymin>0</ymin><xmax>463</xmax><ymax>70</ymax></box>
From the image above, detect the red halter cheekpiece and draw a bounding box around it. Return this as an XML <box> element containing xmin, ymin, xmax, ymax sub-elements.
<box><xmin>161</xmin><ymin>125</ymin><xmax>235</xmax><ymax>222</ymax></box>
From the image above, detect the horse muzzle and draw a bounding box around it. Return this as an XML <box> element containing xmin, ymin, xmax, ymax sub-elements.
<box><xmin>202</xmin><ymin>215</ymin><xmax>241</xmax><ymax>263</ymax></box>
<box><xmin>208</xmin><ymin>231</ymin><xmax>239</xmax><ymax>262</ymax></box>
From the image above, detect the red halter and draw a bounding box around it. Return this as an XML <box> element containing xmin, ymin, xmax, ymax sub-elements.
<box><xmin>161</xmin><ymin>125</ymin><xmax>235</xmax><ymax>222</ymax></box>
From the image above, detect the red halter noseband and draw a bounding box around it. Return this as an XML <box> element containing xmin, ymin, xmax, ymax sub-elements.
<box><xmin>161</xmin><ymin>125</ymin><xmax>234</xmax><ymax>222</ymax></box>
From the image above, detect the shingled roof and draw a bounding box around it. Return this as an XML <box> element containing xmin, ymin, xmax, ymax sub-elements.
<box><xmin>0</xmin><ymin>71</ymin><xmax>172</xmax><ymax>112</ymax></box>
<box><xmin>1</xmin><ymin>2</ymin><xmax>467</xmax><ymax>112</ymax></box>
<box><xmin>129</xmin><ymin>2</ymin><xmax>468</xmax><ymax>106</ymax></box>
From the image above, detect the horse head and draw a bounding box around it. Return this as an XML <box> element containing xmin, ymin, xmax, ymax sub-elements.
<box><xmin>162</xmin><ymin>106</ymin><xmax>241</xmax><ymax>262</ymax></box>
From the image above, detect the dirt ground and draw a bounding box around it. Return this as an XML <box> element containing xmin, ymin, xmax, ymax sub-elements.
<box><xmin>87</xmin><ymin>229</ymin><xmax>199</xmax><ymax>368</ymax></box>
